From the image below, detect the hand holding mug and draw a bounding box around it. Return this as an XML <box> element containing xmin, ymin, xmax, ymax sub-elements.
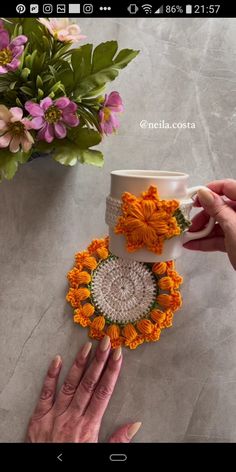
<box><xmin>184</xmin><ymin>179</ymin><xmax>236</xmax><ymax>270</ymax></box>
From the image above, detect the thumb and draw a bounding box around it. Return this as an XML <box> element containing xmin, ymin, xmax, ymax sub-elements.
<box><xmin>108</xmin><ymin>422</ymin><xmax>142</xmax><ymax>443</ymax></box>
<box><xmin>197</xmin><ymin>188</ymin><xmax>236</xmax><ymax>231</ymax></box>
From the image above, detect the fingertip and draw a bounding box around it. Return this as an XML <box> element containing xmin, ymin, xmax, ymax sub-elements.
<box><xmin>53</xmin><ymin>355</ymin><xmax>62</xmax><ymax>369</ymax></box>
<box><xmin>112</xmin><ymin>346</ymin><xmax>122</xmax><ymax>361</ymax></box>
<box><xmin>127</xmin><ymin>421</ymin><xmax>142</xmax><ymax>440</ymax></box>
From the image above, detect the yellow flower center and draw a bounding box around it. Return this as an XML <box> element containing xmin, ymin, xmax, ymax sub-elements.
<box><xmin>44</xmin><ymin>105</ymin><xmax>62</xmax><ymax>124</ymax></box>
<box><xmin>0</xmin><ymin>47</ymin><xmax>13</xmax><ymax>66</ymax></box>
<box><xmin>103</xmin><ymin>107</ymin><xmax>111</xmax><ymax>122</ymax></box>
<box><xmin>8</xmin><ymin>121</ymin><xmax>25</xmax><ymax>136</ymax></box>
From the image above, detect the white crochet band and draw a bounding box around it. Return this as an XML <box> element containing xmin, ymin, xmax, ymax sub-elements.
<box><xmin>105</xmin><ymin>195</ymin><xmax>192</xmax><ymax>228</ymax></box>
<box><xmin>91</xmin><ymin>257</ymin><xmax>157</xmax><ymax>324</ymax></box>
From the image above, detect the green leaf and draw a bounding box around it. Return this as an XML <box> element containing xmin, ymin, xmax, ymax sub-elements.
<box><xmin>67</xmin><ymin>127</ymin><xmax>102</xmax><ymax>148</ymax></box>
<box><xmin>0</xmin><ymin>149</ymin><xmax>31</xmax><ymax>181</ymax></box>
<box><xmin>0</xmin><ymin>153</ymin><xmax>18</xmax><ymax>180</ymax></box>
<box><xmin>53</xmin><ymin>143</ymin><xmax>79</xmax><ymax>166</ymax></box>
<box><xmin>113</xmin><ymin>49</ymin><xmax>140</xmax><ymax>69</ymax></box>
<box><xmin>92</xmin><ymin>41</ymin><xmax>118</xmax><ymax>73</ymax></box>
<box><xmin>71</xmin><ymin>44</ymin><xmax>93</xmax><ymax>83</ymax></box>
<box><xmin>73</xmin><ymin>44</ymin><xmax>139</xmax><ymax>97</ymax></box>
<box><xmin>52</xmin><ymin>127</ymin><xmax>103</xmax><ymax>167</ymax></box>
<box><xmin>20</xmin><ymin>86</ymin><xmax>34</xmax><ymax>97</ymax></box>
<box><xmin>20</xmin><ymin>68</ymin><xmax>31</xmax><ymax>81</ymax></box>
<box><xmin>36</xmin><ymin>75</ymin><xmax>44</xmax><ymax>89</ymax></box>
<box><xmin>79</xmin><ymin>149</ymin><xmax>104</xmax><ymax>167</ymax></box>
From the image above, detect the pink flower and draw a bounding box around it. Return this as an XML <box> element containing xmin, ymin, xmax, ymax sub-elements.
<box><xmin>99</xmin><ymin>92</ymin><xmax>124</xmax><ymax>135</ymax></box>
<box><xmin>25</xmin><ymin>97</ymin><xmax>80</xmax><ymax>143</ymax></box>
<box><xmin>0</xmin><ymin>105</ymin><xmax>34</xmax><ymax>153</ymax></box>
<box><xmin>0</xmin><ymin>28</ymin><xmax>27</xmax><ymax>74</ymax></box>
<box><xmin>38</xmin><ymin>18</ymin><xmax>86</xmax><ymax>43</ymax></box>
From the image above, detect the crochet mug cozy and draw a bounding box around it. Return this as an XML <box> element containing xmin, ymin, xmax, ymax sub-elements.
<box><xmin>106</xmin><ymin>170</ymin><xmax>215</xmax><ymax>262</ymax></box>
<box><xmin>66</xmin><ymin>237</ymin><xmax>183</xmax><ymax>349</ymax></box>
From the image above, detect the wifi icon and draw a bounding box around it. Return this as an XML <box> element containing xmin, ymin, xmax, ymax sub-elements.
<box><xmin>142</xmin><ymin>4</ymin><xmax>152</xmax><ymax>14</ymax></box>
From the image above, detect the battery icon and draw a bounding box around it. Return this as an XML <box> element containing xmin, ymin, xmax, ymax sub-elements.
<box><xmin>186</xmin><ymin>5</ymin><xmax>192</xmax><ymax>14</ymax></box>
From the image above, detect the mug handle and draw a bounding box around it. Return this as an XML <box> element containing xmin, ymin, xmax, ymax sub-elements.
<box><xmin>183</xmin><ymin>186</ymin><xmax>215</xmax><ymax>243</ymax></box>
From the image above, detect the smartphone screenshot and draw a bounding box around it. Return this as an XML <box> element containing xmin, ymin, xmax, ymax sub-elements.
<box><xmin>0</xmin><ymin>0</ymin><xmax>235</xmax><ymax>465</ymax></box>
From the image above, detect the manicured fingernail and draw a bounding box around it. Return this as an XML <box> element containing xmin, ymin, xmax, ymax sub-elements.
<box><xmin>81</xmin><ymin>341</ymin><xmax>92</xmax><ymax>359</ymax></box>
<box><xmin>113</xmin><ymin>346</ymin><xmax>122</xmax><ymax>361</ymax></box>
<box><xmin>100</xmin><ymin>335</ymin><xmax>110</xmax><ymax>352</ymax></box>
<box><xmin>53</xmin><ymin>355</ymin><xmax>61</xmax><ymax>369</ymax></box>
<box><xmin>197</xmin><ymin>188</ymin><xmax>215</xmax><ymax>206</ymax></box>
<box><xmin>127</xmin><ymin>422</ymin><xmax>142</xmax><ymax>439</ymax></box>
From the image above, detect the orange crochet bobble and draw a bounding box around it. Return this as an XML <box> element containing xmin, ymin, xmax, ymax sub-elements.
<box><xmin>150</xmin><ymin>309</ymin><xmax>166</xmax><ymax>326</ymax></box>
<box><xmin>75</xmin><ymin>251</ymin><xmax>97</xmax><ymax>271</ymax></box>
<box><xmin>158</xmin><ymin>276</ymin><xmax>174</xmax><ymax>291</ymax></box>
<box><xmin>152</xmin><ymin>262</ymin><xmax>167</xmax><ymax>275</ymax></box>
<box><xmin>67</xmin><ymin>268</ymin><xmax>91</xmax><ymax>288</ymax></box>
<box><xmin>123</xmin><ymin>323</ymin><xmax>144</xmax><ymax>349</ymax></box>
<box><xmin>157</xmin><ymin>291</ymin><xmax>182</xmax><ymax>311</ymax></box>
<box><xmin>137</xmin><ymin>319</ymin><xmax>161</xmax><ymax>342</ymax></box>
<box><xmin>66</xmin><ymin>287</ymin><xmax>90</xmax><ymax>307</ymax></box>
<box><xmin>83</xmin><ymin>303</ymin><xmax>95</xmax><ymax>317</ymax></box>
<box><xmin>96</xmin><ymin>247</ymin><xmax>109</xmax><ymax>260</ymax></box>
<box><xmin>89</xmin><ymin>316</ymin><xmax>106</xmax><ymax>340</ymax></box>
<box><xmin>106</xmin><ymin>324</ymin><xmax>123</xmax><ymax>349</ymax></box>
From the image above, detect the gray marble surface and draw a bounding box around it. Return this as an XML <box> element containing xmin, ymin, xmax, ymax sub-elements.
<box><xmin>1</xmin><ymin>18</ymin><xmax>236</xmax><ymax>443</ymax></box>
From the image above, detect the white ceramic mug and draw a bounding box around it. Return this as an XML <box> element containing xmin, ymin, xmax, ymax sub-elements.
<box><xmin>105</xmin><ymin>170</ymin><xmax>215</xmax><ymax>262</ymax></box>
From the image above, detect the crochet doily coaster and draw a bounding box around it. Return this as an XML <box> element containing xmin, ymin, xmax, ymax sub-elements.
<box><xmin>66</xmin><ymin>237</ymin><xmax>183</xmax><ymax>349</ymax></box>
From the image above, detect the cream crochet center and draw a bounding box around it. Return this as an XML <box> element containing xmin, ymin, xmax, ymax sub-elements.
<box><xmin>91</xmin><ymin>257</ymin><xmax>157</xmax><ymax>324</ymax></box>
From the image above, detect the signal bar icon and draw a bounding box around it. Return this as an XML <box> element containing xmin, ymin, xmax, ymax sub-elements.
<box><xmin>155</xmin><ymin>5</ymin><xmax>163</xmax><ymax>14</ymax></box>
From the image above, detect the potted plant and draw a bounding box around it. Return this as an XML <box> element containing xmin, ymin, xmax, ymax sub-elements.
<box><xmin>0</xmin><ymin>18</ymin><xmax>139</xmax><ymax>181</ymax></box>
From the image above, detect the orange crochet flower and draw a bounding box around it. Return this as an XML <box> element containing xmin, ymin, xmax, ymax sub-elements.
<box><xmin>87</xmin><ymin>238</ymin><xmax>109</xmax><ymax>259</ymax></box>
<box><xmin>157</xmin><ymin>291</ymin><xmax>182</xmax><ymax>311</ymax></box>
<box><xmin>137</xmin><ymin>319</ymin><xmax>161</xmax><ymax>342</ymax></box>
<box><xmin>115</xmin><ymin>186</ymin><xmax>180</xmax><ymax>255</ymax></box>
<box><xmin>75</xmin><ymin>251</ymin><xmax>97</xmax><ymax>270</ymax></box>
<box><xmin>74</xmin><ymin>303</ymin><xmax>95</xmax><ymax>327</ymax></box>
<box><xmin>89</xmin><ymin>316</ymin><xmax>106</xmax><ymax>340</ymax></box>
<box><xmin>66</xmin><ymin>287</ymin><xmax>90</xmax><ymax>307</ymax></box>
<box><xmin>123</xmin><ymin>323</ymin><xmax>144</xmax><ymax>349</ymax></box>
<box><xmin>67</xmin><ymin>268</ymin><xmax>91</xmax><ymax>288</ymax></box>
<box><xmin>106</xmin><ymin>324</ymin><xmax>123</xmax><ymax>348</ymax></box>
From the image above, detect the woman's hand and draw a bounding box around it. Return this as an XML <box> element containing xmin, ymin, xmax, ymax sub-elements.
<box><xmin>25</xmin><ymin>336</ymin><xmax>141</xmax><ymax>443</ymax></box>
<box><xmin>184</xmin><ymin>179</ymin><xmax>236</xmax><ymax>269</ymax></box>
